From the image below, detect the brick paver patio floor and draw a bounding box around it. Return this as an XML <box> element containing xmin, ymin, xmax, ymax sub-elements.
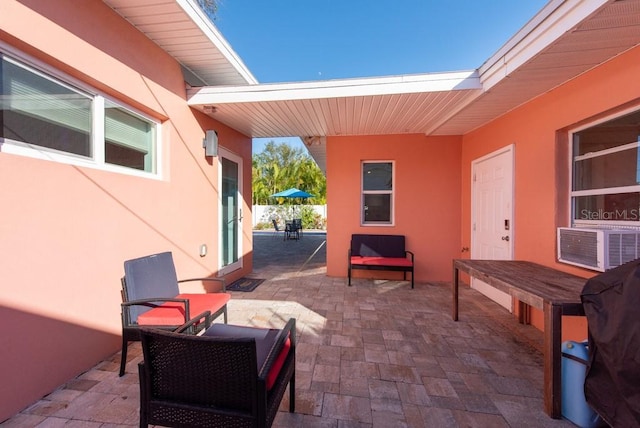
<box><xmin>2</xmin><ymin>232</ymin><xmax>575</xmax><ymax>427</ymax></box>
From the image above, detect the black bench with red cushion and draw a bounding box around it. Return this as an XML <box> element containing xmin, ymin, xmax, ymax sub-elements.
<box><xmin>348</xmin><ymin>234</ymin><xmax>414</xmax><ymax>288</ymax></box>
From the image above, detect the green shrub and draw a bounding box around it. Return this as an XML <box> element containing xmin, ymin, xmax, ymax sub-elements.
<box><xmin>254</xmin><ymin>222</ymin><xmax>272</xmax><ymax>230</ymax></box>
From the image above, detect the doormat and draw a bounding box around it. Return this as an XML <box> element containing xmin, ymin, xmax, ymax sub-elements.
<box><xmin>227</xmin><ymin>277</ymin><xmax>265</xmax><ymax>292</ymax></box>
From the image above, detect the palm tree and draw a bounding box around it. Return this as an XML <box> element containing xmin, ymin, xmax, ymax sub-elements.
<box><xmin>253</xmin><ymin>141</ymin><xmax>326</xmax><ymax>205</ymax></box>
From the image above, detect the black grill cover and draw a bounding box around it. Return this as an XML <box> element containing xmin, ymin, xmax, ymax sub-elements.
<box><xmin>581</xmin><ymin>260</ymin><xmax>640</xmax><ymax>427</ymax></box>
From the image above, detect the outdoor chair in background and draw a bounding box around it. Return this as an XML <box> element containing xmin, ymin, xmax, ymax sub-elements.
<box><xmin>119</xmin><ymin>251</ymin><xmax>230</xmax><ymax>377</ymax></box>
<box><xmin>271</xmin><ymin>219</ymin><xmax>284</xmax><ymax>239</ymax></box>
<box><xmin>284</xmin><ymin>221</ymin><xmax>299</xmax><ymax>241</ymax></box>
<box><xmin>293</xmin><ymin>218</ymin><xmax>303</xmax><ymax>238</ymax></box>
<box><xmin>138</xmin><ymin>311</ymin><xmax>296</xmax><ymax>428</ymax></box>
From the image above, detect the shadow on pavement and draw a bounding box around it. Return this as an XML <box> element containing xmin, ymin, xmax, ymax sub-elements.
<box><xmin>252</xmin><ymin>231</ymin><xmax>327</xmax><ymax>271</ymax></box>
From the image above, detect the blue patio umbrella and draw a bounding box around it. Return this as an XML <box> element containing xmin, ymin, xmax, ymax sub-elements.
<box><xmin>271</xmin><ymin>188</ymin><xmax>313</xmax><ymax>219</ymax></box>
<box><xmin>271</xmin><ymin>188</ymin><xmax>313</xmax><ymax>199</ymax></box>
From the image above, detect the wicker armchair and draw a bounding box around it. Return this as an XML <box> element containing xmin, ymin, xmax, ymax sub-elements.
<box><xmin>120</xmin><ymin>251</ymin><xmax>229</xmax><ymax>376</ymax></box>
<box><xmin>138</xmin><ymin>313</ymin><xmax>296</xmax><ymax>428</ymax></box>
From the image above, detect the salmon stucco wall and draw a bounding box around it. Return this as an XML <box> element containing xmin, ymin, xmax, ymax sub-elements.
<box><xmin>326</xmin><ymin>134</ymin><xmax>462</xmax><ymax>282</ymax></box>
<box><xmin>0</xmin><ymin>1</ymin><xmax>252</xmax><ymax>421</ymax></box>
<box><xmin>460</xmin><ymin>44</ymin><xmax>640</xmax><ymax>339</ymax></box>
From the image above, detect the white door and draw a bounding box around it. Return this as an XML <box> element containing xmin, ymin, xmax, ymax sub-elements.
<box><xmin>219</xmin><ymin>149</ymin><xmax>243</xmax><ymax>275</ymax></box>
<box><xmin>471</xmin><ymin>145</ymin><xmax>514</xmax><ymax>311</ymax></box>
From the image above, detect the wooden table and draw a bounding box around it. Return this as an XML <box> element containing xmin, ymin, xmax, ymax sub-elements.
<box><xmin>452</xmin><ymin>259</ymin><xmax>587</xmax><ymax>419</ymax></box>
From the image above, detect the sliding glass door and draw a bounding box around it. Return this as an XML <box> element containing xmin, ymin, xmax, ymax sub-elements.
<box><xmin>219</xmin><ymin>149</ymin><xmax>243</xmax><ymax>274</ymax></box>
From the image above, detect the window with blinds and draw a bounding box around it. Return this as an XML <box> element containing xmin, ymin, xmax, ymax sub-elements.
<box><xmin>105</xmin><ymin>101</ymin><xmax>155</xmax><ymax>171</ymax></box>
<box><xmin>0</xmin><ymin>53</ymin><xmax>157</xmax><ymax>173</ymax></box>
<box><xmin>571</xmin><ymin>108</ymin><xmax>640</xmax><ymax>226</ymax></box>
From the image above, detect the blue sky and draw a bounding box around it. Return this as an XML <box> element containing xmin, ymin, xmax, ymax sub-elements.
<box><xmin>212</xmin><ymin>0</ymin><xmax>549</xmax><ymax>152</ymax></box>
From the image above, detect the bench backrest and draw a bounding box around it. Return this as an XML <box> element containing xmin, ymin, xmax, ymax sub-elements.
<box><xmin>123</xmin><ymin>252</ymin><xmax>180</xmax><ymax>320</ymax></box>
<box><xmin>351</xmin><ymin>234</ymin><xmax>406</xmax><ymax>258</ymax></box>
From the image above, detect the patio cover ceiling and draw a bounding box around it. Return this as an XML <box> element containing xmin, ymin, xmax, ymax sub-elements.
<box><xmin>105</xmin><ymin>0</ymin><xmax>640</xmax><ymax>173</ymax></box>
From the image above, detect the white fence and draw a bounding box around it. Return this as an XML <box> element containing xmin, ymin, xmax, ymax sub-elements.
<box><xmin>252</xmin><ymin>205</ymin><xmax>327</xmax><ymax>227</ymax></box>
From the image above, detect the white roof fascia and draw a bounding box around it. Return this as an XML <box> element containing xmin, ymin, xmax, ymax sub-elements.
<box><xmin>187</xmin><ymin>70</ymin><xmax>481</xmax><ymax>105</ymax></box>
<box><xmin>480</xmin><ymin>0</ymin><xmax>608</xmax><ymax>90</ymax></box>
<box><xmin>177</xmin><ymin>0</ymin><xmax>258</xmax><ymax>85</ymax></box>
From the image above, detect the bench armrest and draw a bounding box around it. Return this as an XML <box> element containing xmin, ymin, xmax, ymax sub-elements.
<box><xmin>258</xmin><ymin>318</ymin><xmax>296</xmax><ymax>379</ymax></box>
<box><xmin>174</xmin><ymin>310</ymin><xmax>213</xmax><ymax>334</ymax></box>
<box><xmin>122</xmin><ymin>297</ymin><xmax>189</xmax><ymax>307</ymax></box>
<box><xmin>121</xmin><ymin>297</ymin><xmax>190</xmax><ymax>326</ymax></box>
<box><xmin>178</xmin><ymin>277</ymin><xmax>226</xmax><ymax>292</ymax></box>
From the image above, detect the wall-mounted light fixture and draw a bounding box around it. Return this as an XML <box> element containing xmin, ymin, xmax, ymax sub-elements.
<box><xmin>203</xmin><ymin>130</ymin><xmax>218</xmax><ymax>157</ymax></box>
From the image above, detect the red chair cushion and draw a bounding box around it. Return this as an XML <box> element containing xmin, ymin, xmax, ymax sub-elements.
<box><xmin>136</xmin><ymin>293</ymin><xmax>230</xmax><ymax>326</ymax></box>
<box><xmin>264</xmin><ymin>338</ymin><xmax>291</xmax><ymax>390</ymax></box>
<box><xmin>203</xmin><ymin>324</ymin><xmax>291</xmax><ymax>390</ymax></box>
<box><xmin>351</xmin><ymin>256</ymin><xmax>413</xmax><ymax>267</ymax></box>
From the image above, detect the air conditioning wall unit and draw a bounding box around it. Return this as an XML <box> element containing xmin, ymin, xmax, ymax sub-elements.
<box><xmin>557</xmin><ymin>227</ymin><xmax>640</xmax><ymax>271</ymax></box>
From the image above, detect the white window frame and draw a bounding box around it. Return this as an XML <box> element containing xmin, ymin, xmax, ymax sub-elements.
<box><xmin>0</xmin><ymin>45</ymin><xmax>161</xmax><ymax>179</ymax></box>
<box><xmin>570</xmin><ymin>104</ymin><xmax>640</xmax><ymax>228</ymax></box>
<box><xmin>361</xmin><ymin>160</ymin><xmax>395</xmax><ymax>226</ymax></box>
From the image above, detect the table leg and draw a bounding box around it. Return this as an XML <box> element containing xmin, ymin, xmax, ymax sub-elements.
<box><xmin>543</xmin><ymin>301</ymin><xmax>562</xmax><ymax>418</ymax></box>
<box><xmin>452</xmin><ymin>265</ymin><xmax>459</xmax><ymax>321</ymax></box>
<box><xmin>517</xmin><ymin>301</ymin><xmax>531</xmax><ymax>324</ymax></box>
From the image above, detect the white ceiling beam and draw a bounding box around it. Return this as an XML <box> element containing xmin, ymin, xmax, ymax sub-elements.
<box><xmin>187</xmin><ymin>71</ymin><xmax>481</xmax><ymax>105</ymax></box>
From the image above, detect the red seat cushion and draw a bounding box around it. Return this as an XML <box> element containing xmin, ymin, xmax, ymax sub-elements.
<box><xmin>203</xmin><ymin>324</ymin><xmax>291</xmax><ymax>390</ymax></box>
<box><xmin>266</xmin><ymin>338</ymin><xmax>291</xmax><ymax>390</ymax></box>
<box><xmin>351</xmin><ymin>256</ymin><xmax>412</xmax><ymax>267</ymax></box>
<box><xmin>137</xmin><ymin>293</ymin><xmax>230</xmax><ymax>326</ymax></box>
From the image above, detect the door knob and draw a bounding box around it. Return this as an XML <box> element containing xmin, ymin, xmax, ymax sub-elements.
<box><xmin>501</xmin><ymin>236</ymin><xmax>510</xmax><ymax>242</ymax></box>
